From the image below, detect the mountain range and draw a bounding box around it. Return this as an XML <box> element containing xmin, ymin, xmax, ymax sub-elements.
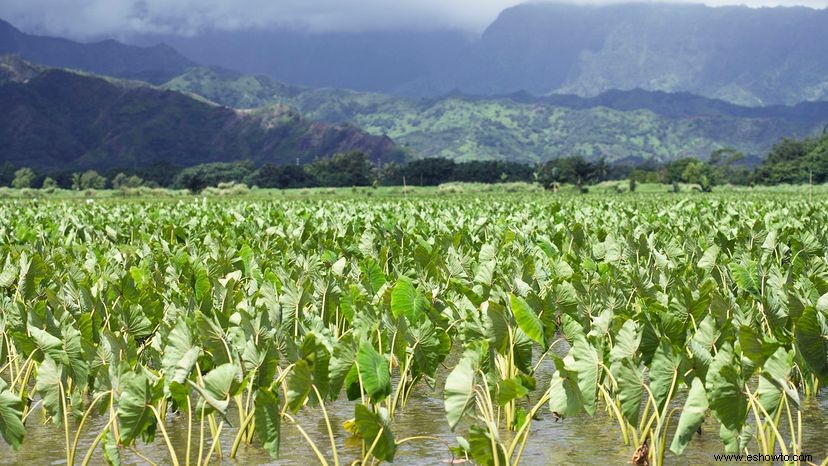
<box><xmin>0</xmin><ymin>56</ymin><xmax>401</xmax><ymax>171</ymax></box>
<box><xmin>2</xmin><ymin>2</ymin><xmax>828</xmax><ymax>171</ymax></box>
<box><xmin>134</xmin><ymin>3</ymin><xmax>828</xmax><ymax>106</ymax></box>
<box><xmin>162</xmin><ymin>67</ymin><xmax>828</xmax><ymax>163</ymax></box>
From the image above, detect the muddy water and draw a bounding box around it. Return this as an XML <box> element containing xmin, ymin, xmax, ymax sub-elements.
<box><xmin>2</xmin><ymin>382</ymin><xmax>826</xmax><ymax>466</ymax></box>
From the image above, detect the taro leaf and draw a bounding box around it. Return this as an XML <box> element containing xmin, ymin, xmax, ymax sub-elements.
<box><xmin>649</xmin><ymin>342</ymin><xmax>680</xmax><ymax>411</ymax></box>
<box><xmin>287</xmin><ymin>359</ymin><xmax>313</xmax><ymax>412</ymax></box>
<box><xmin>354</xmin><ymin>404</ymin><xmax>396</xmax><ymax>462</ymax></box>
<box><xmin>610</xmin><ymin>319</ymin><xmax>640</xmax><ymax>363</ymax></box>
<box><xmin>301</xmin><ymin>334</ymin><xmax>331</xmax><ymax>403</ymax></box>
<box><xmin>670</xmin><ymin>377</ymin><xmax>708</xmax><ymax>455</ymax></box>
<box><xmin>29</xmin><ymin>326</ymin><xmax>64</xmax><ymax>364</ymax></box>
<box><xmin>697</xmin><ymin>245</ymin><xmax>720</xmax><ymax>272</ymax></box>
<box><xmin>485</xmin><ymin>301</ymin><xmax>510</xmax><ymax>354</ymax></box>
<box><xmin>242</xmin><ymin>340</ymin><xmax>279</xmax><ymax>391</ymax></box>
<box><xmin>0</xmin><ymin>379</ymin><xmax>24</xmax><ymax>450</ymax></box>
<box><xmin>468</xmin><ymin>424</ymin><xmax>507</xmax><ymax>466</ymax></box>
<box><xmin>757</xmin><ymin>347</ymin><xmax>799</xmax><ymax>415</ymax></box>
<box><xmin>512</xmin><ymin>329</ymin><xmax>534</xmax><ymax>375</ymax></box>
<box><xmin>408</xmin><ymin>319</ymin><xmax>449</xmax><ymax>379</ymax></box>
<box><xmin>197</xmin><ymin>363</ymin><xmax>242</xmax><ymax>415</ymax></box>
<box><xmin>706</xmin><ymin>344</ymin><xmax>747</xmax><ymax>440</ymax></box>
<box><xmin>35</xmin><ymin>356</ymin><xmax>65</xmax><ymax>425</ymax></box>
<box><xmin>795</xmin><ymin>303</ymin><xmax>828</xmax><ymax>382</ymax></box>
<box><xmin>391</xmin><ymin>276</ymin><xmax>429</xmax><ymax>323</ymax></box>
<box><xmin>0</xmin><ymin>262</ymin><xmax>17</xmax><ymax>288</ymax></box>
<box><xmin>548</xmin><ymin>356</ymin><xmax>584</xmax><ymax>418</ymax></box>
<box><xmin>444</xmin><ymin>354</ymin><xmax>476</xmax><ymax>430</ymax></box>
<box><xmin>569</xmin><ymin>336</ymin><xmax>600</xmax><ymax>415</ymax></box>
<box><xmin>497</xmin><ymin>378</ymin><xmax>529</xmax><ymax>406</ymax></box>
<box><xmin>357</xmin><ymin>343</ymin><xmax>391</xmax><ymax>403</ymax></box>
<box><xmin>255</xmin><ymin>388</ymin><xmax>281</xmax><ymax>458</ymax></box>
<box><xmin>510</xmin><ymin>293</ymin><xmax>545</xmax><ymax>347</ymax></box>
<box><xmin>719</xmin><ymin>424</ymin><xmax>740</xmax><ymax>454</ymax></box>
<box><xmin>328</xmin><ymin>336</ymin><xmax>357</xmax><ymax>398</ymax></box>
<box><xmin>361</xmin><ymin>260</ymin><xmax>386</xmax><ymax>296</ymax></box>
<box><xmin>102</xmin><ymin>428</ymin><xmax>121</xmax><ymax>466</ymax></box>
<box><xmin>614</xmin><ymin>359</ymin><xmax>644</xmax><ymax>425</ymax></box>
<box><xmin>117</xmin><ymin>368</ymin><xmax>159</xmax><ymax>445</ymax></box>
<box><xmin>162</xmin><ymin>319</ymin><xmax>200</xmax><ymax>389</ymax></box>
<box><xmin>738</xmin><ymin>325</ymin><xmax>778</xmax><ymax>369</ymax></box>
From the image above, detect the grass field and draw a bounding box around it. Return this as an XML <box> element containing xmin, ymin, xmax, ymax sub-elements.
<box><xmin>0</xmin><ymin>190</ymin><xmax>826</xmax><ymax>465</ymax></box>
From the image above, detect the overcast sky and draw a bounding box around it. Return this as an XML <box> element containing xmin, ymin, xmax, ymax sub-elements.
<box><xmin>2</xmin><ymin>0</ymin><xmax>827</xmax><ymax>39</ymax></box>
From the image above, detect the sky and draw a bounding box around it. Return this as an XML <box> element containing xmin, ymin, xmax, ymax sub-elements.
<box><xmin>2</xmin><ymin>0</ymin><xmax>827</xmax><ymax>39</ymax></box>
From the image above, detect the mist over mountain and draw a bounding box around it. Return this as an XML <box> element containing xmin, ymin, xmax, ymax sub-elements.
<box><xmin>0</xmin><ymin>18</ymin><xmax>194</xmax><ymax>84</ymax></box>
<box><xmin>134</xmin><ymin>3</ymin><xmax>828</xmax><ymax>105</ymax></box>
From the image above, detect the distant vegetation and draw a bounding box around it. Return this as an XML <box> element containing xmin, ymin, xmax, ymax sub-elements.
<box><xmin>5</xmin><ymin>134</ymin><xmax>827</xmax><ymax>193</ymax></box>
<box><xmin>163</xmin><ymin>67</ymin><xmax>828</xmax><ymax>164</ymax></box>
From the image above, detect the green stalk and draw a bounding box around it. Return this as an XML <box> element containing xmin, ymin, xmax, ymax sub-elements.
<box><xmin>313</xmin><ymin>384</ymin><xmax>340</xmax><ymax>466</ymax></box>
<box><xmin>150</xmin><ymin>404</ymin><xmax>181</xmax><ymax>466</ymax></box>
<box><xmin>284</xmin><ymin>412</ymin><xmax>329</xmax><ymax>466</ymax></box>
<box><xmin>69</xmin><ymin>390</ymin><xmax>111</xmax><ymax>466</ymax></box>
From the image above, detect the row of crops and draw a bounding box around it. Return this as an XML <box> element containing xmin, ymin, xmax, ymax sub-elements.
<box><xmin>0</xmin><ymin>194</ymin><xmax>826</xmax><ymax>465</ymax></box>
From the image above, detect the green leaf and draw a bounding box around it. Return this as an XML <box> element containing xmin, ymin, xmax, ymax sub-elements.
<box><xmin>354</xmin><ymin>404</ymin><xmax>396</xmax><ymax>462</ymax></box>
<box><xmin>390</xmin><ymin>276</ymin><xmax>429</xmax><ymax>322</ymax></box>
<box><xmin>670</xmin><ymin>377</ymin><xmax>708</xmax><ymax>455</ymax></box>
<box><xmin>548</xmin><ymin>356</ymin><xmax>583</xmax><ymax>418</ymax></box>
<box><xmin>357</xmin><ymin>343</ymin><xmax>391</xmax><ymax>403</ymax></box>
<box><xmin>697</xmin><ymin>245</ymin><xmax>720</xmax><ymax>271</ymax></box>
<box><xmin>197</xmin><ymin>363</ymin><xmax>241</xmax><ymax>415</ymax></box>
<box><xmin>614</xmin><ymin>359</ymin><xmax>644</xmax><ymax>425</ymax></box>
<box><xmin>35</xmin><ymin>356</ymin><xmax>65</xmax><ymax>425</ymax></box>
<box><xmin>706</xmin><ymin>344</ymin><xmax>747</xmax><ymax>436</ymax></box>
<box><xmin>162</xmin><ymin>320</ymin><xmax>201</xmax><ymax>387</ymax></box>
<box><xmin>468</xmin><ymin>424</ymin><xmax>506</xmax><ymax>466</ymax></box>
<box><xmin>102</xmin><ymin>428</ymin><xmax>121</xmax><ymax>466</ymax></box>
<box><xmin>569</xmin><ymin>336</ymin><xmax>600</xmax><ymax>415</ymax></box>
<box><xmin>497</xmin><ymin>378</ymin><xmax>528</xmax><ymax>406</ymax></box>
<box><xmin>757</xmin><ymin>347</ymin><xmax>799</xmax><ymax>415</ymax></box>
<box><xmin>117</xmin><ymin>369</ymin><xmax>158</xmax><ymax>445</ymax></box>
<box><xmin>795</xmin><ymin>304</ymin><xmax>828</xmax><ymax>382</ymax></box>
<box><xmin>649</xmin><ymin>342</ymin><xmax>680</xmax><ymax>411</ymax></box>
<box><xmin>444</xmin><ymin>354</ymin><xmax>476</xmax><ymax>430</ymax></box>
<box><xmin>0</xmin><ymin>379</ymin><xmax>25</xmax><ymax>450</ymax></box>
<box><xmin>510</xmin><ymin>293</ymin><xmax>544</xmax><ymax>347</ymax></box>
<box><xmin>287</xmin><ymin>359</ymin><xmax>312</xmax><ymax>412</ymax></box>
<box><xmin>255</xmin><ymin>388</ymin><xmax>281</xmax><ymax>458</ymax></box>
<box><xmin>610</xmin><ymin>320</ymin><xmax>640</xmax><ymax>363</ymax></box>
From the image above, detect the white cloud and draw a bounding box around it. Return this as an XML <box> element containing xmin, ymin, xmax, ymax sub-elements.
<box><xmin>1</xmin><ymin>0</ymin><xmax>826</xmax><ymax>39</ymax></box>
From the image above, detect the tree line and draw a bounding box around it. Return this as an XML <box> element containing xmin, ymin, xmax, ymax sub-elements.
<box><xmin>3</xmin><ymin>133</ymin><xmax>826</xmax><ymax>191</ymax></box>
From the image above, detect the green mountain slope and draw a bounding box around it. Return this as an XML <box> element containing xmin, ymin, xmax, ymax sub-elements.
<box><xmin>163</xmin><ymin>67</ymin><xmax>828</xmax><ymax>164</ymax></box>
<box><xmin>0</xmin><ymin>18</ymin><xmax>194</xmax><ymax>84</ymax></box>
<box><xmin>0</xmin><ymin>56</ymin><xmax>402</xmax><ymax>170</ymax></box>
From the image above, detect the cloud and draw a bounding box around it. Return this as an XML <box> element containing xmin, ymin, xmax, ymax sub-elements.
<box><xmin>1</xmin><ymin>0</ymin><xmax>826</xmax><ymax>39</ymax></box>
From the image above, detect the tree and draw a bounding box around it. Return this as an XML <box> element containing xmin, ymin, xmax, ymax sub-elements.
<box><xmin>681</xmin><ymin>160</ymin><xmax>714</xmax><ymax>192</ymax></box>
<box><xmin>41</xmin><ymin>177</ymin><xmax>58</xmax><ymax>190</ymax></box>
<box><xmin>72</xmin><ymin>170</ymin><xmax>107</xmax><ymax>190</ymax></box>
<box><xmin>112</xmin><ymin>173</ymin><xmax>144</xmax><ymax>189</ymax></box>
<box><xmin>307</xmin><ymin>151</ymin><xmax>374</xmax><ymax>187</ymax></box>
<box><xmin>246</xmin><ymin>164</ymin><xmax>316</xmax><ymax>189</ymax></box>
<box><xmin>11</xmin><ymin>168</ymin><xmax>35</xmax><ymax>189</ymax></box>
<box><xmin>173</xmin><ymin>162</ymin><xmax>254</xmax><ymax>192</ymax></box>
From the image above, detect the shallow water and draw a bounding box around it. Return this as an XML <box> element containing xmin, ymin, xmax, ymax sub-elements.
<box><xmin>2</xmin><ymin>382</ymin><xmax>826</xmax><ymax>466</ymax></box>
